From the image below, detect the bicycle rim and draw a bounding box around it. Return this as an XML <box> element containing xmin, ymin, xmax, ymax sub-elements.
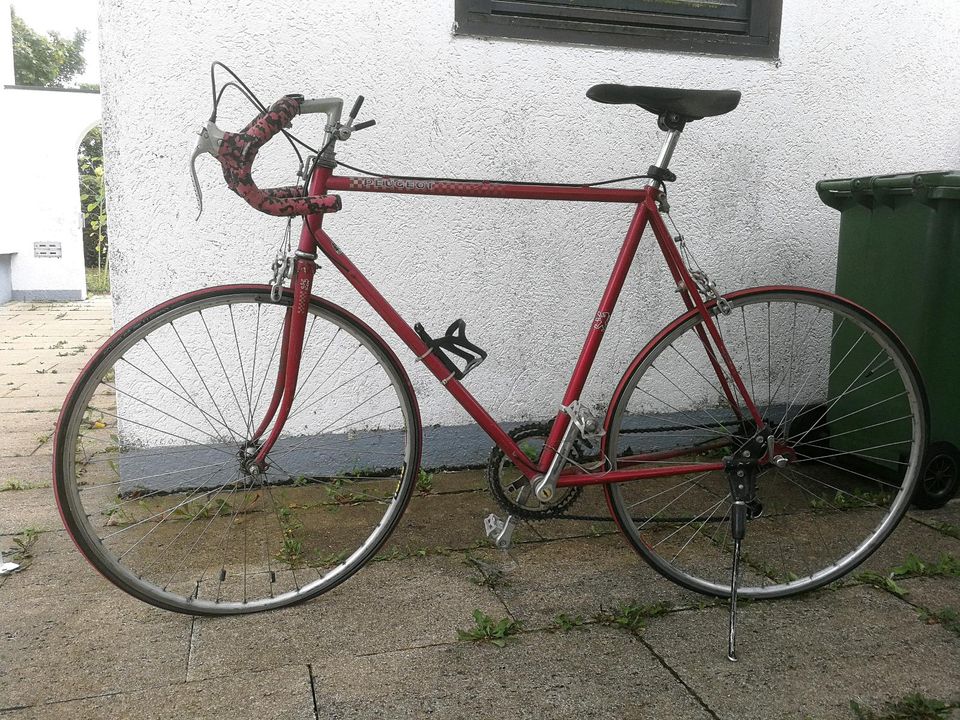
<box><xmin>55</xmin><ymin>286</ymin><xmax>420</xmax><ymax>614</ymax></box>
<box><xmin>604</xmin><ymin>288</ymin><xmax>927</xmax><ymax>599</ymax></box>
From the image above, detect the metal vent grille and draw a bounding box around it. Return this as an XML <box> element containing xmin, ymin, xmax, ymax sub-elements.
<box><xmin>34</xmin><ymin>242</ymin><xmax>62</xmax><ymax>258</ymax></box>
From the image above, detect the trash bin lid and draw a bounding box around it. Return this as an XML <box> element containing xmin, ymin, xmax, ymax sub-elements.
<box><xmin>817</xmin><ymin>170</ymin><xmax>960</xmax><ymax>209</ymax></box>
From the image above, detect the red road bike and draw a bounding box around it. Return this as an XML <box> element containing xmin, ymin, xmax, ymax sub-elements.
<box><xmin>54</xmin><ymin>66</ymin><xmax>927</xmax><ymax>659</ymax></box>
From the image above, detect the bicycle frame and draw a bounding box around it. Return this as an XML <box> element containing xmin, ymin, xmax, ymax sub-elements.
<box><xmin>251</xmin><ymin>159</ymin><xmax>765</xmax><ymax>487</ymax></box>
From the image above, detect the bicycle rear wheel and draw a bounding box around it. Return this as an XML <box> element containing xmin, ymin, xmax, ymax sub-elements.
<box><xmin>55</xmin><ymin>286</ymin><xmax>421</xmax><ymax>615</ymax></box>
<box><xmin>604</xmin><ymin>287</ymin><xmax>927</xmax><ymax>599</ymax></box>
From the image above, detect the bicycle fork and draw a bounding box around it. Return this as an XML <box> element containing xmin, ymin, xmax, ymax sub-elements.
<box><xmin>248</xmin><ymin>256</ymin><xmax>317</xmax><ymax>471</ymax></box>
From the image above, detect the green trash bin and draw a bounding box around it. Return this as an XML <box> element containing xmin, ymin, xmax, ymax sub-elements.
<box><xmin>817</xmin><ymin>171</ymin><xmax>960</xmax><ymax>508</ymax></box>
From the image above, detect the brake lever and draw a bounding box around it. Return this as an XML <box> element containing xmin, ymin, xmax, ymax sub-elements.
<box><xmin>190</xmin><ymin>121</ymin><xmax>225</xmax><ymax>219</ymax></box>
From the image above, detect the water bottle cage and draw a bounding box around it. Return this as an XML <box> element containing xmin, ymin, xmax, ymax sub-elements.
<box><xmin>414</xmin><ymin>319</ymin><xmax>487</xmax><ymax>381</ymax></box>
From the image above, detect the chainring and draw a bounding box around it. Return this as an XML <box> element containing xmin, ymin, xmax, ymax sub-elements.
<box><xmin>486</xmin><ymin>422</ymin><xmax>585</xmax><ymax>519</ymax></box>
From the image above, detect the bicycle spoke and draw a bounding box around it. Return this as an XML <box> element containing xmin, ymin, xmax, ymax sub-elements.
<box><xmin>56</xmin><ymin>292</ymin><xmax>417</xmax><ymax>613</ymax></box>
<box><xmin>199</xmin><ymin>310</ymin><xmax>251</xmax><ymax>439</ymax></box>
<box><xmin>142</xmin><ymin>338</ymin><xmax>229</xmax><ymax>440</ymax></box>
<box><xmin>606</xmin><ymin>290</ymin><xmax>924</xmax><ymax>600</ymax></box>
<box><xmin>171</xmin><ymin>322</ymin><xmax>245</xmax><ymax>445</ymax></box>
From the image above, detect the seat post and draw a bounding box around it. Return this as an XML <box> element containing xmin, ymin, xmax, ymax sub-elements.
<box><xmin>646</xmin><ymin>129</ymin><xmax>682</xmax><ymax>187</ymax></box>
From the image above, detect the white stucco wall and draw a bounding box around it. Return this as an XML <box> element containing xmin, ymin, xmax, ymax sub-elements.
<box><xmin>0</xmin><ymin>5</ymin><xmax>99</xmax><ymax>301</ymax></box>
<box><xmin>100</xmin><ymin>0</ymin><xmax>960</xmax><ymax>428</ymax></box>
<box><xmin>0</xmin><ymin>87</ymin><xmax>100</xmax><ymax>300</ymax></box>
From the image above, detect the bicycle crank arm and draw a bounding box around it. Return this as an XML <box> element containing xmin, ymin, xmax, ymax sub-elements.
<box><xmin>533</xmin><ymin>417</ymin><xmax>579</xmax><ymax>502</ymax></box>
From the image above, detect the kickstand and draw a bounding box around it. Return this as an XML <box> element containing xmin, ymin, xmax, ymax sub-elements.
<box><xmin>727</xmin><ymin>501</ymin><xmax>747</xmax><ymax>662</ymax></box>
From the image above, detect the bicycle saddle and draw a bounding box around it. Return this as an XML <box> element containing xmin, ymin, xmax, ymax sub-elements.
<box><xmin>587</xmin><ymin>84</ymin><xmax>741</xmax><ymax>122</ymax></box>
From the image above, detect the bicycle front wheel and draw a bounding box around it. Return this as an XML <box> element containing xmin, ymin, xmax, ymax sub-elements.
<box><xmin>55</xmin><ymin>286</ymin><xmax>421</xmax><ymax>615</ymax></box>
<box><xmin>604</xmin><ymin>287</ymin><xmax>927</xmax><ymax>599</ymax></box>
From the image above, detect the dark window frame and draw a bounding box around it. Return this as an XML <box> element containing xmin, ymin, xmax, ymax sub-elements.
<box><xmin>453</xmin><ymin>1</ymin><xmax>782</xmax><ymax>60</ymax></box>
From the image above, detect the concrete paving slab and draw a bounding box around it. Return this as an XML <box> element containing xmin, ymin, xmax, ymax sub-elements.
<box><xmin>3</xmin><ymin>296</ymin><xmax>960</xmax><ymax>718</ymax></box>
<box><xmin>0</xmin><ymin>583</ymin><xmax>191</xmax><ymax>708</ymax></box>
<box><xmin>0</xmin><ymin>488</ymin><xmax>62</xmax><ymax>534</ymax></box>
<box><xmin>387</xmin><ymin>486</ymin><xmax>541</xmax><ymax>552</ymax></box>
<box><xmin>427</xmin><ymin>468</ymin><xmax>488</xmax><ymax>493</ymax></box>
<box><xmin>642</xmin><ymin>584</ymin><xmax>960</xmax><ymax>720</ymax></box>
<box><xmin>468</xmin><ymin>532</ymin><xmax>706</xmax><ymax>629</ymax></box>
<box><xmin>0</xmin><ymin>377</ymin><xmax>77</xmax><ymax>396</ymax></box>
<box><xmin>0</xmin><ymin>395</ymin><xmax>67</xmax><ymax>413</ymax></box>
<box><xmin>856</xmin><ymin>517</ymin><xmax>960</xmax><ymax>574</ymax></box>
<box><xmin>0</xmin><ymin>529</ymin><xmax>110</xmax><ymax>598</ymax></box>
<box><xmin>0</xmin><ymin>457</ymin><xmax>53</xmax><ymax>488</ymax></box>
<box><xmin>185</xmin><ymin>553</ymin><xmax>508</xmax><ymax>681</ymax></box>
<box><xmin>0</xmin><ymin>418</ymin><xmax>58</xmax><ymax>447</ymax></box>
<box><xmin>909</xmin><ymin>500</ymin><xmax>960</xmax><ymax>533</ymax></box>
<box><xmin>2</xmin><ymin>665</ymin><xmax>315</xmax><ymax>720</ymax></box>
<box><xmin>898</xmin><ymin>576</ymin><xmax>960</xmax><ymax>615</ymax></box>
<box><xmin>309</xmin><ymin>625</ymin><xmax>714</xmax><ymax>719</ymax></box>
<box><xmin>0</xmin><ymin>432</ymin><xmax>56</xmax><ymax>458</ymax></box>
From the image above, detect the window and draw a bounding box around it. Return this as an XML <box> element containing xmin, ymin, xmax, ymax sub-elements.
<box><xmin>453</xmin><ymin>1</ymin><xmax>782</xmax><ymax>59</ymax></box>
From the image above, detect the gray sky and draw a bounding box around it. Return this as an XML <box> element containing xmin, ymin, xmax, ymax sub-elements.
<box><xmin>11</xmin><ymin>0</ymin><xmax>99</xmax><ymax>84</ymax></box>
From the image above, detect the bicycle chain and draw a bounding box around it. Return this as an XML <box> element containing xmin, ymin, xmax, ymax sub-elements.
<box><xmin>486</xmin><ymin>422</ymin><xmax>586</xmax><ymax>520</ymax></box>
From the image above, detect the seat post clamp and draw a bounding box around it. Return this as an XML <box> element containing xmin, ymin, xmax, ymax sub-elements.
<box><xmin>647</xmin><ymin>165</ymin><xmax>677</xmax><ymax>184</ymax></box>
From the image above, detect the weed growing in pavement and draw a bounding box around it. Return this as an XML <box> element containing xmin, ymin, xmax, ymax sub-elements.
<box><xmin>928</xmin><ymin>521</ymin><xmax>960</xmax><ymax>541</ymax></box>
<box><xmin>858</xmin><ymin>553</ymin><xmax>960</xmax><ymax>597</ymax></box>
<box><xmin>457</xmin><ymin>609</ymin><xmax>522</xmax><ymax>647</ymax></box>
<box><xmin>890</xmin><ymin>553</ymin><xmax>960</xmax><ymax>580</ymax></box>
<box><xmin>1</xmin><ymin>480</ymin><xmax>24</xmax><ymax>492</ymax></box>
<box><xmin>810</xmin><ymin>488</ymin><xmax>892</xmax><ymax>511</ymax></box>
<box><xmin>854</xmin><ymin>571</ymin><xmax>909</xmax><ymax>598</ymax></box>
<box><xmin>313</xmin><ymin>549</ymin><xmax>349</xmax><ymax>567</ymax></box>
<box><xmin>918</xmin><ymin>607</ymin><xmax>960</xmax><ymax>637</ymax></box>
<box><xmin>373</xmin><ymin>545</ymin><xmax>453</xmax><ymax>562</ymax></box>
<box><xmin>464</xmin><ymin>554</ymin><xmax>512</xmax><ymax>589</ymax></box>
<box><xmin>595</xmin><ymin>600</ymin><xmax>673</xmax><ymax>634</ymax></box>
<box><xmin>849</xmin><ymin>693</ymin><xmax>956</xmax><ymax>719</ymax></box>
<box><xmin>416</xmin><ymin>469</ymin><xmax>434</xmax><ymax>493</ymax></box>
<box><xmin>550</xmin><ymin>613</ymin><xmax>587</xmax><ymax>632</ymax></box>
<box><xmin>8</xmin><ymin>527</ymin><xmax>41</xmax><ymax>569</ymax></box>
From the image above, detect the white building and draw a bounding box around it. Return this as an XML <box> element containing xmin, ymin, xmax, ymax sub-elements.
<box><xmin>99</xmin><ymin>1</ymin><xmax>960</xmax><ymax>449</ymax></box>
<box><xmin>0</xmin><ymin>3</ymin><xmax>98</xmax><ymax>303</ymax></box>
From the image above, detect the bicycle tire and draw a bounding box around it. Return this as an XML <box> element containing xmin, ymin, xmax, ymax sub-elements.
<box><xmin>54</xmin><ymin>285</ymin><xmax>421</xmax><ymax>615</ymax></box>
<box><xmin>603</xmin><ymin>287</ymin><xmax>927</xmax><ymax>599</ymax></box>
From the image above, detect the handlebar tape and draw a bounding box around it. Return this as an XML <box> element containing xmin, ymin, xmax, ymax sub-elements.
<box><xmin>217</xmin><ymin>95</ymin><xmax>341</xmax><ymax>217</ymax></box>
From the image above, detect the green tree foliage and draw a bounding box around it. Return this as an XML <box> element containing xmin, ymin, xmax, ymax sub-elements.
<box><xmin>78</xmin><ymin>126</ymin><xmax>108</xmax><ymax>274</ymax></box>
<box><xmin>11</xmin><ymin>7</ymin><xmax>87</xmax><ymax>87</ymax></box>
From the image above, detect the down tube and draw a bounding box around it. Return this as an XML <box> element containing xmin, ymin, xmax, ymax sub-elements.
<box><xmin>541</xmin><ymin>201</ymin><xmax>651</xmax><ymax>462</ymax></box>
<box><xmin>304</xmin><ymin>217</ymin><xmax>538</xmax><ymax>477</ymax></box>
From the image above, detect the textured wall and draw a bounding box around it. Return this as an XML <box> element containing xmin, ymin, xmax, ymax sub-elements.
<box><xmin>100</xmin><ymin>0</ymin><xmax>960</xmax><ymax>428</ymax></box>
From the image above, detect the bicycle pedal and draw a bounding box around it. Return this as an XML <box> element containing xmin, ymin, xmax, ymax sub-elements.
<box><xmin>483</xmin><ymin>513</ymin><xmax>517</xmax><ymax>549</ymax></box>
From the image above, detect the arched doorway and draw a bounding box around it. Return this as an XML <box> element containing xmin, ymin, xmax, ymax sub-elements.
<box><xmin>77</xmin><ymin>122</ymin><xmax>108</xmax><ymax>295</ymax></box>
